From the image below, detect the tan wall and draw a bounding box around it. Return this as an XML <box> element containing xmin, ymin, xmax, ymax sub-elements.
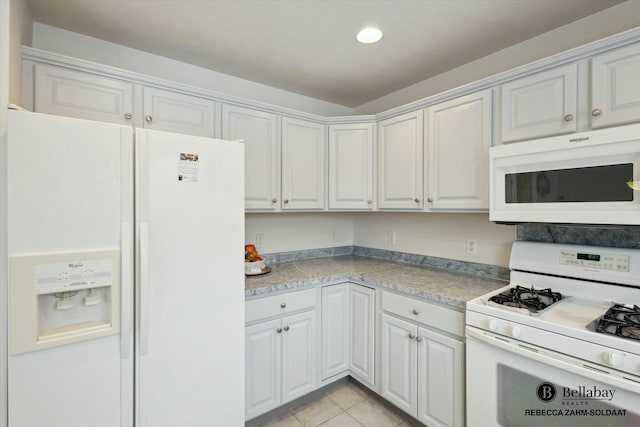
<box><xmin>9</xmin><ymin>0</ymin><xmax>32</xmax><ymax>105</ymax></box>
<box><xmin>353</xmin><ymin>212</ymin><xmax>515</xmax><ymax>267</ymax></box>
<box><xmin>354</xmin><ymin>1</ymin><xmax>640</xmax><ymax>114</ymax></box>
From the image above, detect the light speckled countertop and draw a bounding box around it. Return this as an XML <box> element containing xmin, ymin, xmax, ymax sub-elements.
<box><xmin>245</xmin><ymin>255</ymin><xmax>507</xmax><ymax>310</ymax></box>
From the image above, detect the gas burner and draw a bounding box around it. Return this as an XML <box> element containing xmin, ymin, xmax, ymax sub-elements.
<box><xmin>595</xmin><ymin>304</ymin><xmax>640</xmax><ymax>341</ymax></box>
<box><xmin>488</xmin><ymin>285</ymin><xmax>564</xmax><ymax>314</ymax></box>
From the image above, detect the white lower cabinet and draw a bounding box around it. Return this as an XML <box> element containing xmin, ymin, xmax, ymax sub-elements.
<box><xmin>245</xmin><ymin>292</ymin><xmax>317</xmax><ymax>420</ymax></box>
<box><xmin>321</xmin><ymin>284</ymin><xmax>350</xmax><ymax>380</ymax></box>
<box><xmin>245</xmin><ymin>319</ymin><xmax>281</xmax><ymax>419</ymax></box>
<box><xmin>349</xmin><ymin>284</ymin><xmax>375</xmax><ymax>386</ymax></box>
<box><xmin>381</xmin><ymin>292</ymin><xmax>465</xmax><ymax>427</ymax></box>
<box><xmin>417</xmin><ymin>327</ymin><xmax>464</xmax><ymax>427</ymax></box>
<box><xmin>320</xmin><ymin>283</ymin><xmax>375</xmax><ymax>386</ymax></box>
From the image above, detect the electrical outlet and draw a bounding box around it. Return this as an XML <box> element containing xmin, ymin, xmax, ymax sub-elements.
<box><xmin>255</xmin><ymin>234</ymin><xmax>264</xmax><ymax>251</ymax></box>
<box><xmin>388</xmin><ymin>232</ymin><xmax>397</xmax><ymax>246</ymax></box>
<box><xmin>466</xmin><ymin>238</ymin><xmax>478</xmax><ymax>255</ymax></box>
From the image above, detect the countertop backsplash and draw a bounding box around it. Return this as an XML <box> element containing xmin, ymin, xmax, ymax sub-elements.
<box><xmin>260</xmin><ymin>245</ymin><xmax>510</xmax><ymax>282</ymax></box>
<box><xmin>517</xmin><ymin>223</ymin><xmax>640</xmax><ymax>249</ymax></box>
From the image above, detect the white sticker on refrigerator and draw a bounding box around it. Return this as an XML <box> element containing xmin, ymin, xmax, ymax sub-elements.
<box><xmin>178</xmin><ymin>153</ymin><xmax>199</xmax><ymax>183</ymax></box>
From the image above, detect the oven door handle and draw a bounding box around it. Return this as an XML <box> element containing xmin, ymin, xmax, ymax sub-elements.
<box><xmin>466</xmin><ymin>326</ymin><xmax>640</xmax><ymax>394</ymax></box>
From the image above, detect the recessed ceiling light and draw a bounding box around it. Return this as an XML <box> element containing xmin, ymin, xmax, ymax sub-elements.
<box><xmin>357</xmin><ymin>27</ymin><xmax>383</xmax><ymax>44</ymax></box>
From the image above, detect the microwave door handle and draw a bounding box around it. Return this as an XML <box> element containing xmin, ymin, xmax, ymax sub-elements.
<box><xmin>465</xmin><ymin>326</ymin><xmax>640</xmax><ymax>394</ymax></box>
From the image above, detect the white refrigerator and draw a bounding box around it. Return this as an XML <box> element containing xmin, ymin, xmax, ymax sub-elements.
<box><xmin>6</xmin><ymin>110</ymin><xmax>245</xmax><ymax>427</ymax></box>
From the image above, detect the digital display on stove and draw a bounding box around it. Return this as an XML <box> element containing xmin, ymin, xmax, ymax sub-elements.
<box><xmin>559</xmin><ymin>250</ymin><xmax>629</xmax><ymax>271</ymax></box>
<box><xmin>577</xmin><ymin>253</ymin><xmax>600</xmax><ymax>262</ymax></box>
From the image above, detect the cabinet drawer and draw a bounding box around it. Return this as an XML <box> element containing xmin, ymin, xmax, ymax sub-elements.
<box><xmin>382</xmin><ymin>291</ymin><xmax>464</xmax><ymax>337</ymax></box>
<box><xmin>246</xmin><ymin>288</ymin><xmax>316</xmax><ymax>323</ymax></box>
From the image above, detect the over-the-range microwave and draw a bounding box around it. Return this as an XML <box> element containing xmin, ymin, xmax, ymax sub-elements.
<box><xmin>490</xmin><ymin>124</ymin><xmax>640</xmax><ymax>225</ymax></box>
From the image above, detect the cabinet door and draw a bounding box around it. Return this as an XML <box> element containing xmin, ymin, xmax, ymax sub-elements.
<box><xmin>143</xmin><ymin>87</ymin><xmax>216</xmax><ymax>137</ymax></box>
<box><xmin>380</xmin><ymin>313</ymin><xmax>417</xmax><ymax>417</ymax></box>
<box><xmin>222</xmin><ymin>105</ymin><xmax>281</xmax><ymax>211</ymax></box>
<box><xmin>282</xmin><ymin>118</ymin><xmax>327</xmax><ymax>210</ymax></box>
<box><xmin>281</xmin><ymin>310</ymin><xmax>316</xmax><ymax>404</ymax></box>
<box><xmin>34</xmin><ymin>63</ymin><xmax>134</xmax><ymax>125</ymax></box>
<box><xmin>591</xmin><ymin>43</ymin><xmax>640</xmax><ymax>129</ymax></box>
<box><xmin>378</xmin><ymin>111</ymin><xmax>424</xmax><ymax>210</ymax></box>
<box><xmin>426</xmin><ymin>90</ymin><xmax>492</xmax><ymax>210</ymax></box>
<box><xmin>500</xmin><ymin>63</ymin><xmax>577</xmax><ymax>142</ymax></box>
<box><xmin>321</xmin><ymin>284</ymin><xmax>349</xmax><ymax>380</ymax></box>
<box><xmin>328</xmin><ymin>123</ymin><xmax>375</xmax><ymax>210</ymax></box>
<box><xmin>349</xmin><ymin>284</ymin><xmax>375</xmax><ymax>386</ymax></box>
<box><xmin>417</xmin><ymin>327</ymin><xmax>464</xmax><ymax>427</ymax></box>
<box><xmin>245</xmin><ymin>319</ymin><xmax>282</xmax><ymax>420</ymax></box>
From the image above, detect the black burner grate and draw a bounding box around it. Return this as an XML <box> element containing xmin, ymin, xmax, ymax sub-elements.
<box><xmin>488</xmin><ymin>285</ymin><xmax>563</xmax><ymax>314</ymax></box>
<box><xmin>596</xmin><ymin>304</ymin><xmax>640</xmax><ymax>341</ymax></box>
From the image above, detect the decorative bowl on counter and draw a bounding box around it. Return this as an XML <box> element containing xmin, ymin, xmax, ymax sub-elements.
<box><xmin>245</xmin><ymin>259</ymin><xmax>266</xmax><ymax>275</ymax></box>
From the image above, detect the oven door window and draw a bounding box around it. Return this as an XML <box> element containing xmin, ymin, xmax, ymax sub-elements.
<box><xmin>505</xmin><ymin>163</ymin><xmax>633</xmax><ymax>203</ymax></box>
<box><xmin>497</xmin><ymin>364</ymin><xmax>639</xmax><ymax>427</ymax></box>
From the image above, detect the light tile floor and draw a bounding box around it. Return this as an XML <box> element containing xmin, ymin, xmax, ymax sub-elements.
<box><xmin>254</xmin><ymin>380</ymin><xmax>423</xmax><ymax>427</ymax></box>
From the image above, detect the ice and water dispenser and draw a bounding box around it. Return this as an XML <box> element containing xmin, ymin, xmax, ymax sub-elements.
<box><xmin>10</xmin><ymin>249</ymin><xmax>121</xmax><ymax>354</ymax></box>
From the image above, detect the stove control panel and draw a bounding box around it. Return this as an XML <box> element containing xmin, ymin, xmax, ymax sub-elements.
<box><xmin>559</xmin><ymin>250</ymin><xmax>629</xmax><ymax>272</ymax></box>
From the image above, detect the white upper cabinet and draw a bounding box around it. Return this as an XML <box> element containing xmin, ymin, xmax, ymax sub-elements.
<box><xmin>425</xmin><ymin>89</ymin><xmax>492</xmax><ymax>211</ymax></box>
<box><xmin>222</xmin><ymin>105</ymin><xmax>281</xmax><ymax>211</ymax></box>
<box><xmin>328</xmin><ymin>123</ymin><xmax>375</xmax><ymax>210</ymax></box>
<box><xmin>34</xmin><ymin>63</ymin><xmax>134</xmax><ymax>125</ymax></box>
<box><xmin>142</xmin><ymin>87</ymin><xmax>217</xmax><ymax>137</ymax></box>
<box><xmin>281</xmin><ymin>117</ymin><xmax>327</xmax><ymax>210</ymax></box>
<box><xmin>377</xmin><ymin>111</ymin><xmax>424</xmax><ymax>210</ymax></box>
<box><xmin>500</xmin><ymin>63</ymin><xmax>578</xmax><ymax>142</ymax></box>
<box><xmin>33</xmin><ymin>64</ymin><xmax>216</xmax><ymax>137</ymax></box>
<box><xmin>591</xmin><ymin>42</ymin><xmax>640</xmax><ymax>129</ymax></box>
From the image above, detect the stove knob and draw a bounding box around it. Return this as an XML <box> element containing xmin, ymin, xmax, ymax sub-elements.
<box><xmin>603</xmin><ymin>351</ymin><xmax>622</xmax><ymax>367</ymax></box>
<box><xmin>509</xmin><ymin>326</ymin><xmax>522</xmax><ymax>338</ymax></box>
<box><xmin>487</xmin><ymin>319</ymin><xmax>498</xmax><ymax>331</ymax></box>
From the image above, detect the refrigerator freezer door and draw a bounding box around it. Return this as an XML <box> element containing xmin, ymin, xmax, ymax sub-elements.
<box><xmin>135</xmin><ymin>128</ymin><xmax>245</xmax><ymax>427</ymax></box>
<box><xmin>6</xmin><ymin>110</ymin><xmax>134</xmax><ymax>427</ymax></box>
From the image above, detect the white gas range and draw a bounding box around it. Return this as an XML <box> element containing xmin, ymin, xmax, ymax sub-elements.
<box><xmin>466</xmin><ymin>241</ymin><xmax>640</xmax><ymax>427</ymax></box>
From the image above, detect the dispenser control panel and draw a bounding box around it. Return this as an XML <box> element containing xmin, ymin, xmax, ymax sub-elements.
<box><xmin>35</xmin><ymin>258</ymin><xmax>114</xmax><ymax>294</ymax></box>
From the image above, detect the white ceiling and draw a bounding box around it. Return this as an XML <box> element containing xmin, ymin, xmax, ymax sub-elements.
<box><xmin>26</xmin><ymin>0</ymin><xmax>623</xmax><ymax>107</ymax></box>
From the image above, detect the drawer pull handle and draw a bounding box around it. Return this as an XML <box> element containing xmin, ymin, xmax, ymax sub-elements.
<box><xmin>563</xmin><ymin>114</ymin><xmax>574</xmax><ymax>122</ymax></box>
<box><xmin>592</xmin><ymin>108</ymin><xmax>602</xmax><ymax>117</ymax></box>
<box><xmin>408</xmin><ymin>333</ymin><xmax>415</xmax><ymax>340</ymax></box>
<box><xmin>416</xmin><ymin>336</ymin><xmax>423</xmax><ymax>342</ymax></box>
<box><xmin>283</xmin><ymin>326</ymin><xmax>290</xmax><ymax>332</ymax></box>
<box><xmin>276</xmin><ymin>328</ymin><xmax>282</xmax><ymax>333</ymax></box>
<box><xmin>412</xmin><ymin>309</ymin><xmax>419</xmax><ymax>315</ymax></box>
<box><xmin>280</xmin><ymin>302</ymin><xmax>286</xmax><ymax>308</ymax></box>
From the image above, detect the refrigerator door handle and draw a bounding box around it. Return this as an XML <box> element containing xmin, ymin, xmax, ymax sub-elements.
<box><xmin>139</xmin><ymin>222</ymin><xmax>150</xmax><ymax>355</ymax></box>
<box><xmin>121</xmin><ymin>221</ymin><xmax>133</xmax><ymax>359</ymax></box>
